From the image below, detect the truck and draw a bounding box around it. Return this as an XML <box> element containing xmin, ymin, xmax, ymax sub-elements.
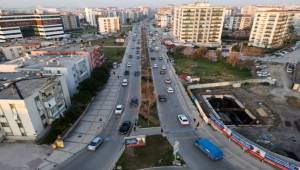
<box><xmin>194</xmin><ymin>138</ymin><xmax>223</xmax><ymax>160</ymax></box>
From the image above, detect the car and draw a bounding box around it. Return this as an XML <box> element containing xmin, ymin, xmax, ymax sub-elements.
<box><xmin>122</xmin><ymin>79</ymin><xmax>128</xmax><ymax>86</ymax></box>
<box><xmin>151</xmin><ymin>57</ymin><xmax>156</xmax><ymax>60</ymax></box>
<box><xmin>128</xmin><ymin>55</ymin><xmax>133</xmax><ymax>58</ymax></box>
<box><xmin>167</xmin><ymin>87</ymin><xmax>174</xmax><ymax>93</ymax></box>
<box><xmin>160</xmin><ymin>70</ymin><xmax>166</xmax><ymax>75</ymax></box>
<box><xmin>153</xmin><ymin>64</ymin><xmax>158</xmax><ymax>68</ymax></box>
<box><xmin>115</xmin><ymin>104</ymin><xmax>123</xmax><ymax>114</ymax></box>
<box><xmin>119</xmin><ymin>121</ymin><xmax>132</xmax><ymax>135</ymax></box>
<box><xmin>134</xmin><ymin>71</ymin><xmax>140</xmax><ymax>76</ymax></box>
<box><xmin>127</xmin><ymin>63</ymin><xmax>131</xmax><ymax>67</ymax></box>
<box><xmin>165</xmin><ymin>78</ymin><xmax>171</xmax><ymax>84</ymax></box>
<box><xmin>158</xmin><ymin>95</ymin><xmax>167</xmax><ymax>102</ymax></box>
<box><xmin>177</xmin><ymin>114</ymin><xmax>190</xmax><ymax>125</ymax></box>
<box><xmin>159</xmin><ymin>57</ymin><xmax>163</xmax><ymax>60</ymax></box>
<box><xmin>130</xmin><ymin>97</ymin><xmax>139</xmax><ymax>107</ymax></box>
<box><xmin>124</xmin><ymin>70</ymin><xmax>130</xmax><ymax>75</ymax></box>
<box><xmin>161</xmin><ymin>65</ymin><xmax>167</xmax><ymax>70</ymax></box>
<box><xmin>87</xmin><ymin>136</ymin><xmax>103</xmax><ymax>151</ymax></box>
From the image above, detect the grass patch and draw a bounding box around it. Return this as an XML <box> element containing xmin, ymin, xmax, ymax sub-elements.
<box><xmin>172</xmin><ymin>49</ymin><xmax>252</xmax><ymax>83</ymax></box>
<box><xmin>286</xmin><ymin>96</ymin><xmax>300</xmax><ymax>108</ymax></box>
<box><xmin>116</xmin><ymin>135</ymin><xmax>174</xmax><ymax>170</ymax></box>
<box><xmin>103</xmin><ymin>47</ymin><xmax>126</xmax><ymax>65</ymax></box>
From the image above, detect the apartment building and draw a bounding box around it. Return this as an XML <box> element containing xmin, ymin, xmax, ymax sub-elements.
<box><xmin>0</xmin><ymin>53</ymin><xmax>91</xmax><ymax>96</ymax></box>
<box><xmin>84</xmin><ymin>8</ymin><xmax>97</xmax><ymax>26</ymax></box>
<box><xmin>225</xmin><ymin>14</ymin><xmax>252</xmax><ymax>31</ymax></box>
<box><xmin>0</xmin><ymin>13</ymin><xmax>65</xmax><ymax>43</ymax></box>
<box><xmin>248</xmin><ymin>10</ymin><xmax>294</xmax><ymax>48</ymax></box>
<box><xmin>155</xmin><ymin>7</ymin><xmax>173</xmax><ymax>28</ymax></box>
<box><xmin>0</xmin><ymin>73</ymin><xmax>70</xmax><ymax>140</ymax></box>
<box><xmin>241</xmin><ymin>5</ymin><xmax>284</xmax><ymax>16</ymax></box>
<box><xmin>172</xmin><ymin>2</ymin><xmax>225</xmax><ymax>47</ymax></box>
<box><xmin>97</xmin><ymin>16</ymin><xmax>120</xmax><ymax>34</ymax></box>
<box><xmin>61</xmin><ymin>13</ymin><xmax>80</xmax><ymax>31</ymax></box>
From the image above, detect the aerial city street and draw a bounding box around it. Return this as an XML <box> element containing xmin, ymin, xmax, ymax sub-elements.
<box><xmin>0</xmin><ymin>0</ymin><xmax>300</xmax><ymax>170</ymax></box>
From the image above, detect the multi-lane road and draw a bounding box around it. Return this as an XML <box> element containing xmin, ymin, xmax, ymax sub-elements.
<box><xmin>55</xmin><ymin>23</ymin><xmax>142</xmax><ymax>170</ymax></box>
<box><xmin>54</xmin><ymin>21</ymin><xmax>274</xmax><ymax>170</ymax></box>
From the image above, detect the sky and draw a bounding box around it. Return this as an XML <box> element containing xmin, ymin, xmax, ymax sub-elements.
<box><xmin>0</xmin><ymin>0</ymin><xmax>299</xmax><ymax>9</ymax></box>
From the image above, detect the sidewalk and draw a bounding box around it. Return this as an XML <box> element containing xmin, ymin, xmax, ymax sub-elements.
<box><xmin>38</xmin><ymin>68</ymin><xmax>122</xmax><ymax>170</ymax></box>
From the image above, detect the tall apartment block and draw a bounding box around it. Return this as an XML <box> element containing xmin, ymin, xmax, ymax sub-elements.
<box><xmin>0</xmin><ymin>13</ymin><xmax>65</xmax><ymax>43</ymax></box>
<box><xmin>97</xmin><ymin>16</ymin><xmax>120</xmax><ymax>34</ymax></box>
<box><xmin>249</xmin><ymin>10</ymin><xmax>294</xmax><ymax>48</ymax></box>
<box><xmin>172</xmin><ymin>2</ymin><xmax>225</xmax><ymax>47</ymax></box>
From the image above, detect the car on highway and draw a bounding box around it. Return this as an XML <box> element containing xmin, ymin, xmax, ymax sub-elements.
<box><xmin>119</xmin><ymin>121</ymin><xmax>132</xmax><ymax>135</ymax></box>
<box><xmin>167</xmin><ymin>87</ymin><xmax>174</xmax><ymax>93</ymax></box>
<box><xmin>160</xmin><ymin>69</ymin><xmax>166</xmax><ymax>75</ymax></box>
<box><xmin>151</xmin><ymin>57</ymin><xmax>156</xmax><ymax>60</ymax></box>
<box><xmin>159</xmin><ymin>56</ymin><xmax>163</xmax><ymax>60</ymax></box>
<box><xmin>153</xmin><ymin>64</ymin><xmax>158</xmax><ymax>68</ymax></box>
<box><xmin>134</xmin><ymin>71</ymin><xmax>140</xmax><ymax>76</ymax></box>
<box><xmin>165</xmin><ymin>78</ymin><xmax>171</xmax><ymax>84</ymax></box>
<box><xmin>87</xmin><ymin>136</ymin><xmax>103</xmax><ymax>151</ymax></box>
<box><xmin>130</xmin><ymin>97</ymin><xmax>139</xmax><ymax>107</ymax></box>
<box><xmin>127</xmin><ymin>62</ymin><xmax>131</xmax><ymax>67</ymax></box>
<box><xmin>177</xmin><ymin>114</ymin><xmax>190</xmax><ymax>125</ymax></box>
<box><xmin>128</xmin><ymin>54</ymin><xmax>133</xmax><ymax>58</ymax></box>
<box><xmin>115</xmin><ymin>104</ymin><xmax>123</xmax><ymax>114</ymax></box>
<box><xmin>122</xmin><ymin>79</ymin><xmax>128</xmax><ymax>86</ymax></box>
<box><xmin>158</xmin><ymin>95</ymin><xmax>167</xmax><ymax>102</ymax></box>
<box><xmin>124</xmin><ymin>70</ymin><xmax>130</xmax><ymax>75</ymax></box>
<box><xmin>161</xmin><ymin>65</ymin><xmax>167</xmax><ymax>70</ymax></box>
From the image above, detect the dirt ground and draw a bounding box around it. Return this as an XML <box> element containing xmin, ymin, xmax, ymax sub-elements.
<box><xmin>193</xmin><ymin>84</ymin><xmax>300</xmax><ymax>162</ymax></box>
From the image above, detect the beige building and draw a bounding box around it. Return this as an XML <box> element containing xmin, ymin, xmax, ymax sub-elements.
<box><xmin>239</xmin><ymin>15</ymin><xmax>252</xmax><ymax>30</ymax></box>
<box><xmin>249</xmin><ymin>10</ymin><xmax>294</xmax><ymax>48</ymax></box>
<box><xmin>172</xmin><ymin>2</ymin><xmax>225</xmax><ymax>47</ymax></box>
<box><xmin>241</xmin><ymin>5</ymin><xmax>284</xmax><ymax>16</ymax></box>
<box><xmin>97</xmin><ymin>16</ymin><xmax>120</xmax><ymax>34</ymax></box>
<box><xmin>0</xmin><ymin>45</ymin><xmax>26</xmax><ymax>61</ymax></box>
<box><xmin>155</xmin><ymin>7</ymin><xmax>173</xmax><ymax>28</ymax></box>
<box><xmin>0</xmin><ymin>74</ymin><xmax>71</xmax><ymax>140</ymax></box>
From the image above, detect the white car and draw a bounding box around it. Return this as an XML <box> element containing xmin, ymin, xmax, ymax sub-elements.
<box><xmin>115</xmin><ymin>104</ymin><xmax>123</xmax><ymax>114</ymax></box>
<box><xmin>87</xmin><ymin>136</ymin><xmax>103</xmax><ymax>151</ymax></box>
<box><xmin>122</xmin><ymin>79</ymin><xmax>128</xmax><ymax>86</ymax></box>
<box><xmin>127</xmin><ymin>62</ymin><xmax>131</xmax><ymax>67</ymax></box>
<box><xmin>167</xmin><ymin>87</ymin><xmax>174</xmax><ymax>93</ymax></box>
<box><xmin>177</xmin><ymin>114</ymin><xmax>190</xmax><ymax>125</ymax></box>
<box><xmin>161</xmin><ymin>65</ymin><xmax>167</xmax><ymax>70</ymax></box>
<box><xmin>153</xmin><ymin>64</ymin><xmax>158</xmax><ymax>68</ymax></box>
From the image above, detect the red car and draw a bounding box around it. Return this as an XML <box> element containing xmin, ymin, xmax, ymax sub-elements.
<box><xmin>164</xmin><ymin>78</ymin><xmax>171</xmax><ymax>84</ymax></box>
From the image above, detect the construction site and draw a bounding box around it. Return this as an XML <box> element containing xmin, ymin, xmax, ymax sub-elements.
<box><xmin>192</xmin><ymin>82</ymin><xmax>300</xmax><ymax>162</ymax></box>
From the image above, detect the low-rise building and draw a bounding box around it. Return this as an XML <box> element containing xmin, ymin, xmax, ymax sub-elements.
<box><xmin>0</xmin><ymin>45</ymin><xmax>26</xmax><ymax>61</ymax></box>
<box><xmin>0</xmin><ymin>53</ymin><xmax>91</xmax><ymax>96</ymax></box>
<box><xmin>97</xmin><ymin>16</ymin><xmax>120</xmax><ymax>34</ymax></box>
<box><xmin>0</xmin><ymin>73</ymin><xmax>70</xmax><ymax>140</ymax></box>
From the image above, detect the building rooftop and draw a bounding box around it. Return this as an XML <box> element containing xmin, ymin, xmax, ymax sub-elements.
<box><xmin>0</xmin><ymin>74</ymin><xmax>56</xmax><ymax>100</ymax></box>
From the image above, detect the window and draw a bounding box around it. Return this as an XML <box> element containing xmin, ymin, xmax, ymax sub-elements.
<box><xmin>0</xmin><ymin>122</ymin><xmax>9</xmax><ymax>127</ymax></box>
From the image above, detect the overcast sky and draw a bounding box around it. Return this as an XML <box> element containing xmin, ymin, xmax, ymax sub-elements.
<box><xmin>0</xmin><ymin>0</ymin><xmax>299</xmax><ymax>9</ymax></box>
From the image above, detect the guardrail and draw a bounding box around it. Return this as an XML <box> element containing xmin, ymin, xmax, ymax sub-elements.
<box><xmin>187</xmin><ymin>83</ymin><xmax>300</xmax><ymax>170</ymax></box>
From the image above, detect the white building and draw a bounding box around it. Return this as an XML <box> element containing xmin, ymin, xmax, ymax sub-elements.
<box><xmin>0</xmin><ymin>73</ymin><xmax>70</xmax><ymax>140</ymax></box>
<box><xmin>0</xmin><ymin>54</ymin><xmax>91</xmax><ymax>96</ymax></box>
<box><xmin>97</xmin><ymin>17</ymin><xmax>120</xmax><ymax>34</ymax></box>
<box><xmin>0</xmin><ymin>45</ymin><xmax>26</xmax><ymax>60</ymax></box>
<box><xmin>84</xmin><ymin>8</ymin><xmax>97</xmax><ymax>26</ymax></box>
<box><xmin>61</xmin><ymin>14</ymin><xmax>80</xmax><ymax>31</ymax></box>
<box><xmin>249</xmin><ymin>10</ymin><xmax>294</xmax><ymax>48</ymax></box>
<box><xmin>224</xmin><ymin>15</ymin><xmax>252</xmax><ymax>31</ymax></box>
<box><xmin>173</xmin><ymin>2</ymin><xmax>225</xmax><ymax>47</ymax></box>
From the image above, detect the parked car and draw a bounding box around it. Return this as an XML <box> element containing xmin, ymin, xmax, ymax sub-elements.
<box><xmin>177</xmin><ymin>114</ymin><xmax>189</xmax><ymax>125</ymax></box>
<box><xmin>115</xmin><ymin>104</ymin><xmax>123</xmax><ymax>114</ymax></box>
<box><xmin>167</xmin><ymin>87</ymin><xmax>174</xmax><ymax>93</ymax></box>
<box><xmin>87</xmin><ymin>136</ymin><xmax>103</xmax><ymax>151</ymax></box>
<box><xmin>119</xmin><ymin>121</ymin><xmax>132</xmax><ymax>135</ymax></box>
<box><xmin>122</xmin><ymin>79</ymin><xmax>128</xmax><ymax>86</ymax></box>
<box><xmin>165</xmin><ymin>78</ymin><xmax>171</xmax><ymax>84</ymax></box>
<box><xmin>127</xmin><ymin>62</ymin><xmax>131</xmax><ymax>67</ymax></box>
<box><xmin>158</xmin><ymin>95</ymin><xmax>167</xmax><ymax>102</ymax></box>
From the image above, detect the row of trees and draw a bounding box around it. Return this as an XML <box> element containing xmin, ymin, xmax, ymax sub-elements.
<box><xmin>41</xmin><ymin>64</ymin><xmax>111</xmax><ymax>144</ymax></box>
